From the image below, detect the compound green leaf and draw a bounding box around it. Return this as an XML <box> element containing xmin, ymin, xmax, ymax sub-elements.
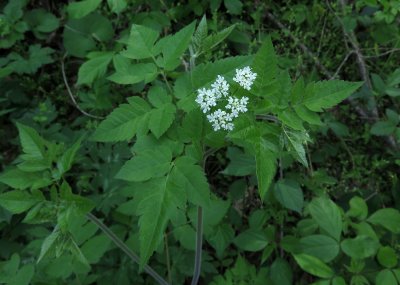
<box><xmin>116</xmin><ymin>148</ymin><xmax>172</xmax><ymax>182</ymax></box>
<box><xmin>91</xmin><ymin>96</ymin><xmax>151</xmax><ymax>142</ymax></box>
<box><xmin>77</xmin><ymin>52</ymin><xmax>114</xmax><ymax>86</ymax></box>
<box><xmin>121</xmin><ymin>24</ymin><xmax>159</xmax><ymax>59</ymax></box>
<box><xmin>255</xmin><ymin>140</ymin><xmax>277</xmax><ymax>199</ymax></box>
<box><xmin>304</xmin><ymin>80</ymin><xmax>363</xmax><ymax>112</ymax></box>
<box><xmin>148</xmin><ymin>103</ymin><xmax>176</xmax><ymax>139</ymax></box>
<box><xmin>0</xmin><ymin>190</ymin><xmax>43</xmax><ymax>214</ymax></box>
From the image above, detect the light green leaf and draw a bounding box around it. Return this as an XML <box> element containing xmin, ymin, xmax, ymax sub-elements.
<box><xmin>121</xmin><ymin>24</ymin><xmax>159</xmax><ymax>59</ymax></box>
<box><xmin>347</xmin><ymin>196</ymin><xmax>368</xmax><ymax>220</ymax></box>
<box><xmin>255</xmin><ymin>140</ymin><xmax>277</xmax><ymax>199</ymax></box>
<box><xmin>376</xmin><ymin>269</ymin><xmax>397</xmax><ymax>285</ymax></box>
<box><xmin>202</xmin><ymin>24</ymin><xmax>236</xmax><ymax>53</ymax></box>
<box><xmin>116</xmin><ymin>148</ymin><xmax>172</xmax><ymax>182</ymax></box>
<box><xmin>233</xmin><ymin>229</ymin><xmax>268</xmax><ymax>251</ymax></box>
<box><xmin>293</xmin><ymin>254</ymin><xmax>335</xmax><ymax>279</ymax></box>
<box><xmin>77</xmin><ymin>52</ymin><xmax>114</xmax><ymax>86</ymax></box>
<box><xmin>0</xmin><ymin>168</ymin><xmax>42</xmax><ymax>189</ymax></box>
<box><xmin>136</xmin><ymin>178</ymin><xmax>186</xmax><ymax>270</ymax></box>
<box><xmin>148</xmin><ymin>103</ymin><xmax>176</xmax><ymax>139</ymax></box>
<box><xmin>81</xmin><ymin>235</ymin><xmax>110</xmax><ymax>263</ymax></box>
<box><xmin>252</xmin><ymin>37</ymin><xmax>277</xmax><ymax>96</ymax></box>
<box><xmin>273</xmin><ymin>179</ymin><xmax>304</xmax><ymax>213</ymax></box>
<box><xmin>341</xmin><ymin>235</ymin><xmax>379</xmax><ymax>259</ymax></box>
<box><xmin>8</xmin><ymin>264</ymin><xmax>34</xmax><ymax>285</ymax></box>
<box><xmin>157</xmin><ymin>22</ymin><xmax>196</xmax><ymax>71</ymax></box>
<box><xmin>37</xmin><ymin>227</ymin><xmax>60</xmax><ymax>263</ymax></box>
<box><xmin>269</xmin><ymin>258</ymin><xmax>293</xmax><ymax>285</ymax></box>
<box><xmin>284</xmin><ymin>129</ymin><xmax>309</xmax><ymax>167</ymax></box>
<box><xmin>170</xmin><ymin>156</ymin><xmax>210</xmax><ymax>207</ymax></box>
<box><xmin>91</xmin><ymin>96</ymin><xmax>151</xmax><ymax>142</ymax></box>
<box><xmin>299</xmin><ymin>235</ymin><xmax>339</xmax><ymax>262</ymax></box>
<box><xmin>303</xmin><ymin>80</ymin><xmax>363</xmax><ymax>112</ymax></box>
<box><xmin>0</xmin><ymin>190</ymin><xmax>42</xmax><ymax>214</ymax></box>
<box><xmin>67</xmin><ymin>0</ymin><xmax>102</xmax><ymax>19</ymax></box>
<box><xmin>107</xmin><ymin>0</ymin><xmax>126</xmax><ymax>13</ymax></box>
<box><xmin>17</xmin><ymin>123</ymin><xmax>45</xmax><ymax>160</ymax></box>
<box><xmin>57</xmin><ymin>137</ymin><xmax>83</xmax><ymax>176</ymax></box>
<box><xmin>192</xmin><ymin>15</ymin><xmax>208</xmax><ymax>50</ymax></box>
<box><xmin>377</xmin><ymin>246</ymin><xmax>398</xmax><ymax>268</ymax></box>
<box><xmin>108</xmin><ymin>56</ymin><xmax>157</xmax><ymax>84</ymax></box>
<box><xmin>309</xmin><ymin>197</ymin><xmax>342</xmax><ymax>241</ymax></box>
<box><xmin>208</xmin><ymin>224</ymin><xmax>234</xmax><ymax>258</ymax></box>
<box><xmin>368</xmin><ymin>208</ymin><xmax>400</xmax><ymax>233</ymax></box>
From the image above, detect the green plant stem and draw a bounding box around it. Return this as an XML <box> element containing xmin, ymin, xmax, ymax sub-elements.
<box><xmin>164</xmin><ymin>233</ymin><xmax>172</xmax><ymax>284</ymax></box>
<box><xmin>190</xmin><ymin>206</ymin><xmax>203</xmax><ymax>285</ymax></box>
<box><xmin>86</xmin><ymin>213</ymin><xmax>170</xmax><ymax>285</ymax></box>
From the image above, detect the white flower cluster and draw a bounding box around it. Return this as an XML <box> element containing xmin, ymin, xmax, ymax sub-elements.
<box><xmin>233</xmin><ymin>66</ymin><xmax>257</xmax><ymax>90</ymax></box>
<box><xmin>195</xmin><ymin>66</ymin><xmax>257</xmax><ymax>131</ymax></box>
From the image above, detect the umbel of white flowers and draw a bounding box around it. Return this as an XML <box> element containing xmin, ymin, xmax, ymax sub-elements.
<box><xmin>195</xmin><ymin>66</ymin><xmax>257</xmax><ymax>131</ymax></box>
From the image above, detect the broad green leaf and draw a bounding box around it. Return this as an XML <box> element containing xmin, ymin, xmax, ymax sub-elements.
<box><xmin>347</xmin><ymin>196</ymin><xmax>368</xmax><ymax>220</ymax></box>
<box><xmin>24</xmin><ymin>9</ymin><xmax>59</xmax><ymax>34</ymax></box>
<box><xmin>233</xmin><ymin>229</ymin><xmax>268</xmax><ymax>251</ymax></box>
<box><xmin>376</xmin><ymin>269</ymin><xmax>397</xmax><ymax>285</ymax></box>
<box><xmin>148</xmin><ymin>86</ymin><xmax>171</xmax><ymax>108</ymax></box>
<box><xmin>332</xmin><ymin>277</ymin><xmax>346</xmax><ymax>285</ymax></box>
<box><xmin>293</xmin><ymin>254</ymin><xmax>335</xmax><ymax>279</ymax></box>
<box><xmin>224</xmin><ymin>0</ymin><xmax>243</xmax><ymax>14</ymax></box>
<box><xmin>377</xmin><ymin>246</ymin><xmax>398</xmax><ymax>268</ymax></box>
<box><xmin>59</xmin><ymin>182</ymin><xmax>95</xmax><ymax>215</ymax></box>
<box><xmin>67</xmin><ymin>0</ymin><xmax>102</xmax><ymax>19</ymax></box>
<box><xmin>63</xmin><ymin>13</ymin><xmax>114</xmax><ymax>58</ymax></box>
<box><xmin>341</xmin><ymin>235</ymin><xmax>379</xmax><ymax>259</ymax></box>
<box><xmin>252</xmin><ymin>37</ymin><xmax>277</xmax><ymax>96</ymax></box>
<box><xmin>283</xmin><ymin>129</ymin><xmax>309</xmax><ymax>167</ymax></box>
<box><xmin>57</xmin><ymin>137</ymin><xmax>83</xmax><ymax>176</ymax></box>
<box><xmin>273</xmin><ymin>179</ymin><xmax>304</xmax><ymax>213</ymax></box>
<box><xmin>370</xmin><ymin>121</ymin><xmax>397</xmax><ymax>136</ymax></box>
<box><xmin>121</xmin><ymin>24</ymin><xmax>159</xmax><ymax>59</ymax></box>
<box><xmin>255</xmin><ymin>141</ymin><xmax>277</xmax><ymax>199</ymax></box>
<box><xmin>309</xmin><ymin>197</ymin><xmax>342</xmax><ymax>241</ymax></box>
<box><xmin>294</xmin><ymin>105</ymin><xmax>322</xmax><ymax>125</ymax></box>
<box><xmin>156</xmin><ymin>22</ymin><xmax>196</xmax><ymax>71</ymax></box>
<box><xmin>17</xmin><ymin>123</ymin><xmax>45</xmax><ymax>160</ymax></box>
<box><xmin>170</xmin><ymin>156</ymin><xmax>210</xmax><ymax>207</ymax></box>
<box><xmin>368</xmin><ymin>208</ymin><xmax>400</xmax><ymax>233</ymax></box>
<box><xmin>91</xmin><ymin>96</ymin><xmax>151</xmax><ymax>142</ymax></box>
<box><xmin>208</xmin><ymin>224</ymin><xmax>234</xmax><ymax>258</ymax></box>
<box><xmin>299</xmin><ymin>235</ymin><xmax>339</xmax><ymax>262</ymax></box>
<box><xmin>77</xmin><ymin>52</ymin><xmax>114</xmax><ymax>86</ymax></box>
<box><xmin>108</xmin><ymin>56</ymin><xmax>157</xmax><ymax>84</ymax></box>
<box><xmin>0</xmin><ymin>190</ymin><xmax>42</xmax><ymax>214</ymax></box>
<box><xmin>222</xmin><ymin>147</ymin><xmax>256</xmax><ymax>176</ymax></box>
<box><xmin>202</xmin><ymin>24</ymin><xmax>236</xmax><ymax>53</ymax></box>
<box><xmin>8</xmin><ymin>264</ymin><xmax>34</xmax><ymax>285</ymax></box>
<box><xmin>148</xmin><ymin>103</ymin><xmax>176</xmax><ymax>139</ymax></box>
<box><xmin>0</xmin><ymin>168</ymin><xmax>43</xmax><ymax>189</ymax></box>
<box><xmin>116</xmin><ymin>148</ymin><xmax>172</xmax><ymax>182</ymax></box>
<box><xmin>269</xmin><ymin>258</ymin><xmax>293</xmax><ymax>285</ymax></box>
<box><xmin>37</xmin><ymin>227</ymin><xmax>60</xmax><ymax>263</ymax></box>
<box><xmin>81</xmin><ymin>235</ymin><xmax>110</xmax><ymax>263</ymax></box>
<box><xmin>303</xmin><ymin>80</ymin><xmax>363</xmax><ymax>112</ymax></box>
<box><xmin>136</xmin><ymin>178</ymin><xmax>186</xmax><ymax>270</ymax></box>
<box><xmin>107</xmin><ymin>0</ymin><xmax>127</xmax><ymax>13</ymax></box>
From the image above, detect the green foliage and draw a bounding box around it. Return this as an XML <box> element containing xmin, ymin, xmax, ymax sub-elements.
<box><xmin>1</xmin><ymin>1</ymin><xmax>399</xmax><ymax>284</ymax></box>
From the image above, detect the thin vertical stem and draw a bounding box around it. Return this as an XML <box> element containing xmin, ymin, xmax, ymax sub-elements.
<box><xmin>190</xmin><ymin>206</ymin><xmax>203</xmax><ymax>285</ymax></box>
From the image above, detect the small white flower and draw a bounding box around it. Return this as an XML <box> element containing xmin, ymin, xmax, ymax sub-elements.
<box><xmin>207</xmin><ymin>109</ymin><xmax>234</xmax><ymax>131</ymax></box>
<box><xmin>226</xmin><ymin>96</ymin><xmax>249</xmax><ymax>117</ymax></box>
<box><xmin>211</xmin><ymin>75</ymin><xmax>229</xmax><ymax>98</ymax></box>
<box><xmin>233</xmin><ymin>66</ymin><xmax>257</xmax><ymax>90</ymax></box>
<box><xmin>195</xmin><ymin>88</ymin><xmax>217</xmax><ymax>113</ymax></box>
